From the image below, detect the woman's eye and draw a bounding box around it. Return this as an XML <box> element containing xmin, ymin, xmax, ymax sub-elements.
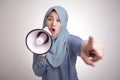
<box><xmin>57</xmin><ymin>19</ymin><xmax>60</xmax><ymax>22</ymax></box>
<box><xmin>48</xmin><ymin>18</ymin><xmax>52</xmax><ymax>21</ymax></box>
<box><xmin>47</xmin><ymin>17</ymin><xmax>52</xmax><ymax>21</ymax></box>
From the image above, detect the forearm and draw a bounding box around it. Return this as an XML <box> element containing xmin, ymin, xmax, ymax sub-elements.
<box><xmin>80</xmin><ymin>41</ymin><xmax>87</xmax><ymax>55</ymax></box>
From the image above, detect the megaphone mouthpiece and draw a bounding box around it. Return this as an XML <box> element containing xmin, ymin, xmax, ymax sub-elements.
<box><xmin>43</xmin><ymin>27</ymin><xmax>52</xmax><ymax>36</ymax></box>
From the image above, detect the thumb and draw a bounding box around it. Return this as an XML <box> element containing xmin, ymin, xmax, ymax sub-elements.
<box><xmin>81</xmin><ymin>52</ymin><xmax>95</xmax><ymax>67</ymax></box>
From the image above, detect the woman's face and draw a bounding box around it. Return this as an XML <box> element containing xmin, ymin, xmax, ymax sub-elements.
<box><xmin>46</xmin><ymin>10</ymin><xmax>62</xmax><ymax>37</ymax></box>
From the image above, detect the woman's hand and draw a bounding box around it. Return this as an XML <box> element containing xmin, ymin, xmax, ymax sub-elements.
<box><xmin>80</xmin><ymin>36</ymin><xmax>104</xmax><ymax>67</ymax></box>
<box><xmin>40</xmin><ymin>54</ymin><xmax>46</xmax><ymax>59</ymax></box>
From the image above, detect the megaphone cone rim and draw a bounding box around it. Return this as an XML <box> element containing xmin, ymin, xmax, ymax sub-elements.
<box><xmin>25</xmin><ymin>29</ymin><xmax>52</xmax><ymax>54</ymax></box>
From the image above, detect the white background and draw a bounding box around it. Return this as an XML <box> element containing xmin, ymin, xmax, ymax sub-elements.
<box><xmin>0</xmin><ymin>0</ymin><xmax>120</xmax><ymax>80</ymax></box>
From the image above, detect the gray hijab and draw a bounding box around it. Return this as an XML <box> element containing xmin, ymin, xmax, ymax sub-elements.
<box><xmin>42</xmin><ymin>6</ymin><xmax>70</xmax><ymax>68</ymax></box>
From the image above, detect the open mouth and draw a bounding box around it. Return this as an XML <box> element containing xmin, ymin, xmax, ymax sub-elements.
<box><xmin>49</xmin><ymin>28</ymin><xmax>55</xmax><ymax>36</ymax></box>
<box><xmin>52</xmin><ymin>28</ymin><xmax>55</xmax><ymax>32</ymax></box>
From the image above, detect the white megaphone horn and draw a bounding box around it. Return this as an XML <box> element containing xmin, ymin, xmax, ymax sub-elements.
<box><xmin>25</xmin><ymin>27</ymin><xmax>52</xmax><ymax>54</ymax></box>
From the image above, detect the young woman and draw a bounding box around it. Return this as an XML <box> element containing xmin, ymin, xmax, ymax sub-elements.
<box><xmin>32</xmin><ymin>6</ymin><xmax>103</xmax><ymax>80</ymax></box>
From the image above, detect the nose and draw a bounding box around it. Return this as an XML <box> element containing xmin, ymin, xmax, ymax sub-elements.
<box><xmin>52</xmin><ymin>20</ymin><xmax>56</xmax><ymax>26</ymax></box>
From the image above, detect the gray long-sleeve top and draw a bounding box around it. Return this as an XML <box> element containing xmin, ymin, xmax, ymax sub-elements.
<box><xmin>32</xmin><ymin>35</ymin><xmax>83</xmax><ymax>80</ymax></box>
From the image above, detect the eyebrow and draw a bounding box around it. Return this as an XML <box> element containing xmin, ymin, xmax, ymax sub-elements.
<box><xmin>47</xmin><ymin>15</ymin><xmax>53</xmax><ymax>17</ymax></box>
<box><xmin>47</xmin><ymin>15</ymin><xmax>59</xmax><ymax>19</ymax></box>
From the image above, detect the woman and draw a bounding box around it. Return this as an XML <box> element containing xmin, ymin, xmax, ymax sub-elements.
<box><xmin>32</xmin><ymin>6</ymin><xmax>103</xmax><ymax>80</ymax></box>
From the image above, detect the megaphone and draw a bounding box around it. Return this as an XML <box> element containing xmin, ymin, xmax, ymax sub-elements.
<box><xmin>25</xmin><ymin>27</ymin><xmax>52</xmax><ymax>54</ymax></box>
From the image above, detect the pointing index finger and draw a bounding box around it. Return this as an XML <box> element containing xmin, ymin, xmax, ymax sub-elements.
<box><xmin>87</xmin><ymin>36</ymin><xmax>94</xmax><ymax>50</ymax></box>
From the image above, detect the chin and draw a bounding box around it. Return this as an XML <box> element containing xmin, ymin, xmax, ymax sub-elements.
<box><xmin>52</xmin><ymin>34</ymin><xmax>57</xmax><ymax>37</ymax></box>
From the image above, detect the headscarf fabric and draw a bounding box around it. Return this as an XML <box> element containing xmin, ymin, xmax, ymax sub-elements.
<box><xmin>42</xmin><ymin>6</ymin><xmax>70</xmax><ymax>68</ymax></box>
